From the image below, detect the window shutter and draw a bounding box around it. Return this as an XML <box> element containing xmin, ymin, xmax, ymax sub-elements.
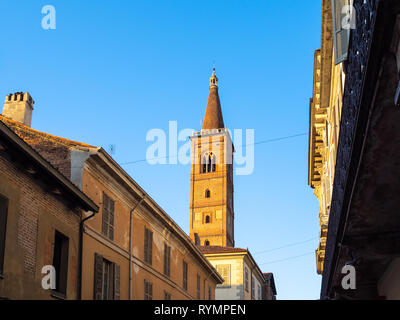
<box><xmin>109</xmin><ymin>199</ymin><xmax>114</xmax><ymax>240</ymax></box>
<box><xmin>149</xmin><ymin>231</ymin><xmax>153</xmax><ymax>265</ymax></box>
<box><xmin>113</xmin><ymin>263</ymin><xmax>120</xmax><ymax>300</ymax></box>
<box><xmin>163</xmin><ymin>244</ymin><xmax>167</xmax><ymax>275</ymax></box>
<box><xmin>94</xmin><ymin>253</ymin><xmax>103</xmax><ymax>300</ymax></box>
<box><xmin>332</xmin><ymin>0</ymin><xmax>351</xmax><ymax>64</ymax></box>
<box><xmin>167</xmin><ymin>246</ymin><xmax>171</xmax><ymax>276</ymax></box>
<box><xmin>144</xmin><ymin>228</ymin><xmax>148</xmax><ymax>263</ymax></box>
<box><xmin>102</xmin><ymin>194</ymin><xmax>109</xmax><ymax>237</ymax></box>
<box><xmin>0</xmin><ymin>196</ymin><xmax>8</xmax><ymax>275</ymax></box>
<box><xmin>149</xmin><ymin>282</ymin><xmax>153</xmax><ymax>300</ymax></box>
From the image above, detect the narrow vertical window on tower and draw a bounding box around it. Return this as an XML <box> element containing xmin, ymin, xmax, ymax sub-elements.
<box><xmin>201</xmin><ymin>153</ymin><xmax>216</xmax><ymax>173</ymax></box>
<box><xmin>211</xmin><ymin>154</ymin><xmax>216</xmax><ymax>172</ymax></box>
<box><xmin>205</xmin><ymin>189</ymin><xmax>211</xmax><ymax>198</ymax></box>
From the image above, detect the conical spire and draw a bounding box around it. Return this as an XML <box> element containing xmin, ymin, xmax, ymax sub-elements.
<box><xmin>202</xmin><ymin>68</ymin><xmax>225</xmax><ymax>130</ymax></box>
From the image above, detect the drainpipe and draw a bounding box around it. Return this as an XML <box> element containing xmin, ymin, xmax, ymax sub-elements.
<box><xmin>78</xmin><ymin>210</ymin><xmax>96</xmax><ymax>300</ymax></box>
<box><xmin>129</xmin><ymin>195</ymin><xmax>146</xmax><ymax>300</ymax></box>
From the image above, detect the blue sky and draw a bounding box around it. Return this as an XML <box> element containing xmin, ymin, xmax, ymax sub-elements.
<box><xmin>0</xmin><ymin>0</ymin><xmax>322</xmax><ymax>299</ymax></box>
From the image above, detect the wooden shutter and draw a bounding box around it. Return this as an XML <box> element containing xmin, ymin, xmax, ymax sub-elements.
<box><xmin>102</xmin><ymin>193</ymin><xmax>109</xmax><ymax>237</ymax></box>
<box><xmin>149</xmin><ymin>282</ymin><xmax>153</xmax><ymax>300</ymax></box>
<box><xmin>0</xmin><ymin>196</ymin><xmax>8</xmax><ymax>275</ymax></box>
<box><xmin>113</xmin><ymin>263</ymin><xmax>120</xmax><ymax>300</ymax></box>
<box><xmin>144</xmin><ymin>228</ymin><xmax>153</xmax><ymax>265</ymax></box>
<box><xmin>144</xmin><ymin>228</ymin><xmax>148</xmax><ymax>263</ymax></box>
<box><xmin>183</xmin><ymin>261</ymin><xmax>188</xmax><ymax>290</ymax></box>
<box><xmin>163</xmin><ymin>244</ymin><xmax>167</xmax><ymax>275</ymax></box>
<box><xmin>94</xmin><ymin>253</ymin><xmax>103</xmax><ymax>300</ymax></box>
<box><xmin>149</xmin><ymin>231</ymin><xmax>153</xmax><ymax>265</ymax></box>
<box><xmin>108</xmin><ymin>199</ymin><xmax>114</xmax><ymax>240</ymax></box>
<box><xmin>164</xmin><ymin>244</ymin><xmax>171</xmax><ymax>277</ymax></box>
<box><xmin>167</xmin><ymin>246</ymin><xmax>171</xmax><ymax>276</ymax></box>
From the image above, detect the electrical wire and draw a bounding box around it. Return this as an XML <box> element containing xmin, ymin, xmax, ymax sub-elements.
<box><xmin>259</xmin><ymin>251</ymin><xmax>315</xmax><ymax>266</ymax></box>
<box><xmin>119</xmin><ymin>132</ymin><xmax>308</xmax><ymax>166</ymax></box>
<box><xmin>253</xmin><ymin>237</ymin><xmax>317</xmax><ymax>256</ymax></box>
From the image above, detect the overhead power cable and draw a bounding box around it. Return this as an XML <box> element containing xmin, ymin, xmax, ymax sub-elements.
<box><xmin>119</xmin><ymin>132</ymin><xmax>307</xmax><ymax>166</ymax></box>
<box><xmin>253</xmin><ymin>237</ymin><xmax>317</xmax><ymax>256</ymax></box>
<box><xmin>259</xmin><ymin>251</ymin><xmax>315</xmax><ymax>266</ymax></box>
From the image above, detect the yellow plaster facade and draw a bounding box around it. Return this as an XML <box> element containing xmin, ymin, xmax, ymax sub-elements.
<box><xmin>308</xmin><ymin>0</ymin><xmax>346</xmax><ymax>274</ymax></box>
<box><xmin>202</xmin><ymin>250</ymin><xmax>264</xmax><ymax>300</ymax></box>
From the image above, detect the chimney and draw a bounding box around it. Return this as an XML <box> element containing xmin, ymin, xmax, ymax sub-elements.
<box><xmin>2</xmin><ymin>92</ymin><xmax>35</xmax><ymax>127</ymax></box>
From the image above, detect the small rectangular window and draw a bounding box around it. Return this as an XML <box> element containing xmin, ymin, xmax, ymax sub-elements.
<box><xmin>0</xmin><ymin>195</ymin><xmax>8</xmax><ymax>275</ymax></box>
<box><xmin>216</xmin><ymin>264</ymin><xmax>231</xmax><ymax>286</ymax></box>
<box><xmin>144</xmin><ymin>227</ymin><xmax>153</xmax><ymax>265</ymax></box>
<box><xmin>164</xmin><ymin>291</ymin><xmax>171</xmax><ymax>300</ymax></box>
<box><xmin>197</xmin><ymin>274</ymin><xmax>201</xmax><ymax>299</ymax></box>
<box><xmin>93</xmin><ymin>254</ymin><xmax>120</xmax><ymax>300</ymax></box>
<box><xmin>144</xmin><ymin>279</ymin><xmax>153</xmax><ymax>300</ymax></box>
<box><xmin>251</xmin><ymin>277</ymin><xmax>255</xmax><ymax>299</ymax></box>
<box><xmin>102</xmin><ymin>193</ymin><xmax>115</xmax><ymax>240</ymax></box>
<box><xmin>183</xmin><ymin>261</ymin><xmax>188</xmax><ymax>291</ymax></box>
<box><xmin>245</xmin><ymin>268</ymin><xmax>249</xmax><ymax>292</ymax></box>
<box><xmin>53</xmin><ymin>231</ymin><xmax>69</xmax><ymax>296</ymax></box>
<box><xmin>163</xmin><ymin>243</ymin><xmax>171</xmax><ymax>277</ymax></box>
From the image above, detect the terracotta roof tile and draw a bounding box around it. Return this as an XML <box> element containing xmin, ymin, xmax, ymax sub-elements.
<box><xmin>199</xmin><ymin>246</ymin><xmax>248</xmax><ymax>254</ymax></box>
<box><xmin>0</xmin><ymin>115</ymin><xmax>97</xmax><ymax>149</ymax></box>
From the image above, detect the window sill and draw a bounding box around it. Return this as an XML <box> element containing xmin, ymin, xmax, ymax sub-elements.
<box><xmin>51</xmin><ymin>291</ymin><xmax>66</xmax><ymax>300</ymax></box>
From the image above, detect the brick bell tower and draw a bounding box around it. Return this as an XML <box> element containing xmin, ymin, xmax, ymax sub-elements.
<box><xmin>189</xmin><ymin>69</ymin><xmax>235</xmax><ymax>247</ymax></box>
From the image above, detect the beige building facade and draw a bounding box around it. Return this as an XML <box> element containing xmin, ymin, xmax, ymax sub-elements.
<box><xmin>308</xmin><ymin>0</ymin><xmax>347</xmax><ymax>275</ymax></box>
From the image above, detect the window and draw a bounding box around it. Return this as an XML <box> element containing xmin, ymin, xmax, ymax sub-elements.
<box><xmin>0</xmin><ymin>195</ymin><xmax>8</xmax><ymax>276</ymax></box>
<box><xmin>164</xmin><ymin>291</ymin><xmax>171</xmax><ymax>300</ymax></box>
<box><xmin>205</xmin><ymin>215</ymin><xmax>211</xmax><ymax>224</ymax></box>
<box><xmin>204</xmin><ymin>240</ymin><xmax>210</xmax><ymax>246</ymax></box>
<box><xmin>251</xmin><ymin>276</ymin><xmax>255</xmax><ymax>299</ymax></box>
<box><xmin>102</xmin><ymin>259</ymin><xmax>113</xmax><ymax>300</ymax></box>
<box><xmin>202</xmin><ymin>153</ymin><xmax>216</xmax><ymax>173</ymax></box>
<box><xmin>52</xmin><ymin>231</ymin><xmax>69</xmax><ymax>296</ymax></box>
<box><xmin>332</xmin><ymin>0</ymin><xmax>352</xmax><ymax>64</ymax></box>
<box><xmin>216</xmin><ymin>264</ymin><xmax>231</xmax><ymax>286</ymax></box>
<box><xmin>164</xmin><ymin>243</ymin><xmax>171</xmax><ymax>277</ymax></box>
<box><xmin>144</xmin><ymin>279</ymin><xmax>153</xmax><ymax>300</ymax></box>
<box><xmin>205</xmin><ymin>189</ymin><xmax>211</xmax><ymax>198</ymax></box>
<box><xmin>183</xmin><ymin>261</ymin><xmax>188</xmax><ymax>291</ymax></box>
<box><xmin>208</xmin><ymin>286</ymin><xmax>212</xmax><ymax>300</ymax></box>
<box><xmin>245</xmin><ymin>268</ymin><xmax>249</xmax><ymax>292</ymax></box>
<box><xmin>144</xmin><ymin>227</ymin><xmax>153</xmax><ymax>265</ymax></box>
<box><xmin>197</xmin><ymin>274</ymin><xmax>201</xmax><ymax>299</ymax></box>
<box><xmin>94</xmin><ymin>253</ymin><xmax>120</xmax><ymax>300</ymax></box>
<box><xmin>102</xmin><ymin>192</ymin><xmax>115</xmax><ymax>240</ymax></box>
